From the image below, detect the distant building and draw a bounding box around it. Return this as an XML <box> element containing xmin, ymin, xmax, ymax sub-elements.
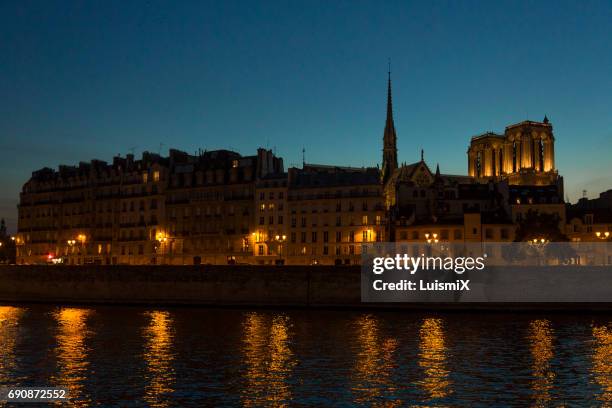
<box><xmin>566</xmin><ymin>189</ymin><xmax>612</xmax><ymax>242</ymax></box>
<box><xmin>16</xmin><ymin>72</ymin><xmax>609</xmax><ymax>265</ymax></box>
<box><xmin>467</xmin><ymin>117</ymin><xmax>561</xmax><ymax>188</ymax></box>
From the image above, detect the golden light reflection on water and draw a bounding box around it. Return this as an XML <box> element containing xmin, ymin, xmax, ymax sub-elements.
<box><xmin>418</xmin><ymin>317</ymin><xmax>452</xmax><ymax>401</ymax></box>
<box><xmin>527</xmin><ymin>319</ymin><xmax>555</xmax><ymax>407</ymax></box>
<box><xmin>352</xmin><ymin>314</ymin><xmax>400</xmax><ymax>407</ymax></box>
<box><xmin>241</xmin><ymin>312</ymin><xmax>296</xmax><ymax>407</ymax></box>
<box><xmin>0</xmin><ymin>306</ymin><xmax>25</xmax><ymax>384</ymax></box>
<box><xmin>53</xmin><ymin>307</ymin><xmax>93</xmax><ymax>407</ymax></box>
<box><xmin>591</xmin><ymin>324</ymin><xmax>612</xmax><ymax>404</ymax></box>
<box><xmin>143</xmin><ymin>310</ymin><xmax>175</xmax><ymax>408</ymax></box>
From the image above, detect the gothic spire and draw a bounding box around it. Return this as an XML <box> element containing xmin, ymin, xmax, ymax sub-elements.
<box><xmin>386</xmin><ymin>63</ymin><xmax>394</xmax><ymax>134</ymax></box>
<box><xmin>382</xmin><ymin>61</ymin><xmax>398</xmax><ymax>184</ymax></box>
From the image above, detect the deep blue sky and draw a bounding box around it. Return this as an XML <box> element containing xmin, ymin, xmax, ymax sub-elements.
<box><xmin>1</xmin><ymin>1</ymin><xmax>612</xmax><ymax>232</ymax></box>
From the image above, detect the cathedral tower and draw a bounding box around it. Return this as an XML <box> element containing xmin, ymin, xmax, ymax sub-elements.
<box><xmin>381</xmin><ymin>69</ymin><xmax>398</xmax><ymax>184</ymax></box>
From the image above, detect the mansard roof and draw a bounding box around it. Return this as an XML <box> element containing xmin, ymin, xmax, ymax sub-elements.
<box><xmin>289</xmin><ymin>165</ymin><xmax>380</xmax><ymax>188</ymax></box>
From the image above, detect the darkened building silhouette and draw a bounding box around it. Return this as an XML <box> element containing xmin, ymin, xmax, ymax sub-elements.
<box><xmin>16</xmin><ymin>72</ymin><xmax>608</xmax><ymax>265</ymax></box>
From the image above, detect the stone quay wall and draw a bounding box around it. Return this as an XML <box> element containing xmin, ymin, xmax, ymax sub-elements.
<box><xmin>0</xmin><ymin>265</ymin><xmax>610</xmax><ymax>311</ymax></box>
<box><xmin>0</xmin><ymin>265</ymin><xmax>361</xmax><ymax>307</ymax></box>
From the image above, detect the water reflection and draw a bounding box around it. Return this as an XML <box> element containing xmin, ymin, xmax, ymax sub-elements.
<box><xmin>528</xmin><ymin>319</ymin><xmax>555</xmax><ymax>407</ymax></box>
<box><xmin>241</xmin><ymin>312</ymin><xmax>295</xmax><ymax>407</ymax></box>
<box><xmin>143</xmin><ymin>310</ymin><xmax>175</xmax><ymax>408</ymax></box>
<box><xmin>352</xmin><ymin>314</ymin><xmax>400</xmax><ymax>406</ymax></box>
<box><xmin>0</xmin><ymin>306</ymin><xmax>25</xmax><ymax>384</ymax></box>
<box><xmin>53</xmin><ymin>307</ymin><xmax>93</xmax><ymax>407</ymax></box>
<box><xmin>591</xmin><ymin>324</ymin><xmax>612</xmax><ymax>404</ymax></box>
<box><xmin>418</xmin><ymin>317</ymin><xmax>452</xmax><ymax>401</ymax></box>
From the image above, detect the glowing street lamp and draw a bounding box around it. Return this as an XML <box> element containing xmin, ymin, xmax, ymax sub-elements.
<box><xmin>425</xmin><ymin>233</ymin><xmax>439</xmax><ymax>244</ymax></box>
<box><xmin>595</xmin><ymin>231</ymin><xmax>611</xmax><ymax>240</ymax></box>
<box><xmin>274</xmin><ymin>234</ymin><xmax>286</xmax><ymax>261</ymax></box>
<box><xmin>156</xmin><ymin>232</ymin><xmax>168</xmax><ymax>243</ymax></box>
<box><xmin>531</xmin><ymin>238</ymin><xmax>547</xmax><ymax>244</ymax></box>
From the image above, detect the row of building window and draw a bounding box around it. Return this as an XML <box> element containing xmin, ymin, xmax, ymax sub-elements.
<box><xmin>257</xmin><ymin>244</ymin><xmax>360</xmax><ymax>256</ymax></box>
<box><xmin>259</xmin><ymin>215</ymin><xmax>382</xmax><ymax>227</ymax></box>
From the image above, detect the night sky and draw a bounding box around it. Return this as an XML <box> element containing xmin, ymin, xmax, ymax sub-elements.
<box><xmin>1</xmin><ymin>0</ymin><xmax>612</xmax><ymax>232</ymax></box>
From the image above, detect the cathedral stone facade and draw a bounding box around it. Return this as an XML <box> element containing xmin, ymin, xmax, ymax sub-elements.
<box><xmin>467</xmin><ymin>118</ymin><xmax>559</xmax><ymax>187</ymax></box>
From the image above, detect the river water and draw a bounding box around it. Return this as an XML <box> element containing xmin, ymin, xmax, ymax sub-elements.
<box><xmin>0</xmin><ymin>304</ymin><xmax>610</xmax><ymax>406</ymax></box>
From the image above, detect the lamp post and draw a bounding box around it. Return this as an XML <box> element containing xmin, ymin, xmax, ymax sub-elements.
<box><xmin>528</xmin><ymin>237</ymin><xmax>549</xmax><ymax>266</ymax></box>
<box><xmin>595</xmin><ymin>231</ymin><xmax>611</xmax><ymax>265</ymax></box>
<box><xmin>77</xmin><ymin>234</ymin><xmax>87</xmax><ymax>255</ymax></box>
<box><xmin>274</xmin><ymin>234</ymin><xmax>286</xmax><ymax>265</ymax></box>
<box><xmin>156</xmin><ymin>232</ymin><xmax>169</xmax><ymax>264</ymax></box>
<box><xmin>67</xmin><ymin>239</ymin><xmax>76</xmax><ymax>264</ymax></box>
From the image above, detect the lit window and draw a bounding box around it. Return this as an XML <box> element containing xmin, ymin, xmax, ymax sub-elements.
<box><xmin>153</xmin><ymin>171</ymin><xmax>160</xmax><ymax>182</ymax></box>
<box><xmin>142</xmin><ymin>173</ymin><xmax>148</xmax><ymax>183</ymax></box>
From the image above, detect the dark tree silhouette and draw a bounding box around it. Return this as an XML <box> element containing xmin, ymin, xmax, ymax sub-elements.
<box><xmin>0</xmin><ymin>218</ymin><xmax>16</xmax><ymax>264</ymax></box>
<box><xmin>514</xmin><ymin>210</ymin><xmax>568</xmax><ymax>242</ymax></box>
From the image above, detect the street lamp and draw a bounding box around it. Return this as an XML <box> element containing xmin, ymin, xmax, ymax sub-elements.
<box><xmin>529</xmin><ymin>237</ymin><xmax>550</xmax><ymax>247</ymax></box>
<box><xmin>595</xmin><ymin>231</ymin><xmax>611</xmax><ymax>265</ymax></box>
<box><xmin>155</xmin><ymin>232</ymin><xmax>170</xmax><ymax>264</ymax></box>
<box><xmin>274</xmin><ymin>234</ymin><xmax>286</xmax><ymax>264</ymax></box>
<box><xmin>76</xmin><ymin>234</ymin><xmax>87</xmax><ymax>257</ymax></box>
<box><xmin>425</xmin><ymin>233</ymin><xmax>439</xmax><ymax>244</ymax></box>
